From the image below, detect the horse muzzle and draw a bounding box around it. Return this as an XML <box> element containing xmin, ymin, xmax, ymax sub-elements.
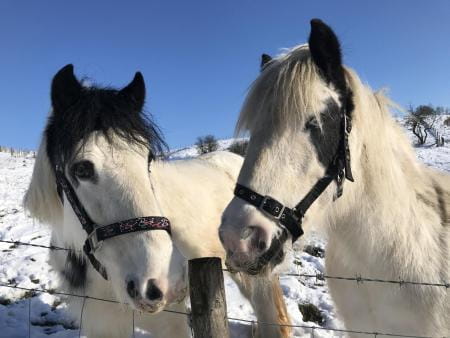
<box><xmin>126</xmin><ymin>278</ymin><xmax>167</xmax><ymax>313</ymax></box>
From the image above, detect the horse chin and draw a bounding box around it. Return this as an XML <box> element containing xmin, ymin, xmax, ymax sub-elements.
<box><xmin>225</xmin><ymin>255</ymin><xmax>271</xmax><ymax>276</ymax></box>
<box><xmin>132</xmin><ymin>299</ymin><xmax>166</xmax><ymax>314</ymax></box>
<box><xmin>225</xmin><ymin>232</ymin><xmax>288</xmax><ymax>276</ymax></box>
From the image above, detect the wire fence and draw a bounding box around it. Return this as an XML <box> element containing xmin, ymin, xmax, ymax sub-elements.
<box><xmin>0</xmin><ymin>238</ymin><xmax>448</xmax><ymax>338</ymax></box>
<box><xmin>3</xmin><ymin>239</ymin><xmax>449</xmax><ymax>289</ymax></box>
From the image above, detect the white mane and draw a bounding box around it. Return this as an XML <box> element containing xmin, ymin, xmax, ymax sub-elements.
<box><xmin>225</xmin><ymin>40</ymin><xmax>450</xmax><ymax>336</ymax></box>
<box><xmin>237</xmin><ymin>44</ymin><xmax>336</xmax><ymax>135</ymax></box>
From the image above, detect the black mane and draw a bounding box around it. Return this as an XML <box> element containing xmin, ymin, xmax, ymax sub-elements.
<box><xmin>45</xmin><ymin>68</ymin><xmax>167</xmax><ymax>169</ymax></box>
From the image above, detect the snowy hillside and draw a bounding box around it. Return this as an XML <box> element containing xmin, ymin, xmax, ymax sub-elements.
<box><xmin>167</xmin><ymin>138</ymin><xmax>246</xmax><ymax>160</ymax></box>
<box><xmin>0</xmin><ymin>118</ymin><xmax>448</xmax><ymax>338</ymax></box>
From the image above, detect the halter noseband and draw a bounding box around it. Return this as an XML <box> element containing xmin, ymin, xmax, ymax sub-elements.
<box><xmin>55</xmin><ymin>164</ymin><xmax>171</xmax><ymax>280</ymax></box>
<box><xmin>235</xmin><ymin>104</ymin><xmax>354</xmax><ymax>243</ymax></box>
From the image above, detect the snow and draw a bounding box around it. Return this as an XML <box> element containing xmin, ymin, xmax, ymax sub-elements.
<box><xmin>168</xmin><ymin>138</ymin><xmax>246</xmax><ymax>160</ymax></box>
<box><xmin>0</xmin><ymin>117</ymin><xmax>448</xmax><ymax>337</ymax></box>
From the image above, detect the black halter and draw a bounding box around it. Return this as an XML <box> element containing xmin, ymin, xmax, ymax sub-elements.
<box><xmin>55</xmin><ymin>164</ymin><xmax>171</xmax><ymax>280</ymax></box>
<box><xmin>235</xmin><ymin>105</ymin><xmax>354</xmax><ymax>243</ymax></box>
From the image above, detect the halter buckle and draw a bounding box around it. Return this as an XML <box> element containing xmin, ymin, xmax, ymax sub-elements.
<box><xmin>260</xmin><ymin>196</ymin><xmax>285</xmax><ymax>220</ymax></box>
<box><xmin>344</xmin><ymin>114</ymin><xmax>351</xmax><ymax>135</ymax></box>
<box><xmin>86</xmin><ymin>229</ymin><xmax>102</xmax><ymax>253</ymax></box>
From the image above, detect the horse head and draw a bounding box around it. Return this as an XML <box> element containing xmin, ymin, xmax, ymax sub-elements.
<box><xmin>25</xmin><ymin>65</ymin><xmax>186</xmax><ymax>313</ymax></box>
<box><xmin>219</xmin><ymin>19</ymin><xmax>355</xmax><ymax>275</ymax></box>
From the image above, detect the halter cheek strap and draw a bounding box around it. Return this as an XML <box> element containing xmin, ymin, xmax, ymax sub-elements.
<box><xmin>235</xmin><ymin>106</ymin><xmax>354</xmax><ymax>243</ymax></box>
<box><xmin>55</xmin><ymin>165</ymin><xmax>171</xmax><ymax>280</ymax></box>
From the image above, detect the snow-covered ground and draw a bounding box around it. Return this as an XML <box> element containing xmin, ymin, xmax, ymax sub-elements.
<box><xmin>167</xmin><ymin>138</ymin><xmax>246</xmax><ymax>160</ymax></box>
<box><xmin>0</xmin><ymin>117</ymin><xmax>448</xmax><ymax>338</ymax></box>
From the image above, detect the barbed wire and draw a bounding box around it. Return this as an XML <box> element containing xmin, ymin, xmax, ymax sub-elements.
<box><xmin>0</xmin><ymin>282</ymin><xmax>443</xmax><ymax>338</ymax></box>
<box><xmin>0</xmin><ymin>239</ymin><xmax>71</xmax><ymax>252</ymax></box>
<box><xmin>0</xmin><ymin>282</ymin><xmax>189</xmax><ymax>316</ymax></box>
<box><xmin>283</xmin><ymin>273</ymin><xmax>450</xmax><ymax>289</ymax></box>
<box><xmin>1</xmin><ymin>239</ymin><xmax>449</xmax><ymax>289</ymax></box>
<box><xmin>226</xmin><ymin>317</ymin><xmax>439</xmax><ymax>338</ymax></box>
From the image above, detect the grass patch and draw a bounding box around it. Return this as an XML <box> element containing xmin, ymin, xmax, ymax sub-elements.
<box><xmin>298</xmin><ymin>303</ymin><xmax>325</xmax><ymax>325</ymax></box>
<box><xmin>0</xmin><ymin>297</ymin><xmax>12</xmax><ymax>306</ymax></box>
<box><xmin>303</xmin><ymin>245</ymin><xmax>325</xmax><ymax>258</ymax></box>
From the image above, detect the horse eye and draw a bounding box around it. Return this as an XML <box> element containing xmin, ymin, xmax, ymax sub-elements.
<box><xmin>71</xmin><ymin>160</ymin><xmax>95</xmax><ymax>180</ymax></box>
<box><xmin>305</xmin><ymin>117</ymin><xmax>320</xmax><ymax>130</ymax></box>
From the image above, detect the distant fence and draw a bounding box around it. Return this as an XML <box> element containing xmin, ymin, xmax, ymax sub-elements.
<box><xmin>0</xmin><ymin>239</ymin><xmax>448</xmax><ymax>338</ymax></box>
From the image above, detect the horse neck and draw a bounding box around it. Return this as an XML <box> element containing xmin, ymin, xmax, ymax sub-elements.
<box><xmin>146</xmin><ymin>158</ymin><xmax>235</xmax><ymax>260</ymax></box>
<box><xmin>146</xmin><ymin>161</ymin><xmax>174</xmax><ymax>215</ymax></box>
<box><xmin>325</xmin><ymin>96</ymin><xmax>450</xmax><ymax>285</ymax></box>
<box><xmin>327</xmin><ymin>88</ymin><xmax>438</xmax><ymax>254</ymax></box>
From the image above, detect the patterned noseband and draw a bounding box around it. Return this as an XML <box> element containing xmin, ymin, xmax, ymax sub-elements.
<box><xmin>55</xmin><ymin>163</ymin><xmax>171</xmax><ymax>280</ymax></box>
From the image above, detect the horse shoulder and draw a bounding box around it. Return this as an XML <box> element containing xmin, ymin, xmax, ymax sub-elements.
<box><xmin>197</xmin><ymin>150</ymin><xmax>243</xmax><ymax>182</ymax></box>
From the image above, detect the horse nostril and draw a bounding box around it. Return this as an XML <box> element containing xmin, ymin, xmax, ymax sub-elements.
<box><xmin>146</xmin><ymin>279</ymin><xmax>163</xmax><ymax>302</ymax></box>
<box><xmin>257</xmin><ymin>240</ymin><xmax>267</xmax><ymax>252</ymax></box>
<box><xmin>126</xmin><ymin>280</ymin><xmax>138</xmax><ymax>299</ymax></box>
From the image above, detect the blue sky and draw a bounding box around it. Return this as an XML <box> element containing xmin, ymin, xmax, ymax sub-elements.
<box><xmin>1</xmin><ymin>0</ymin><xmax>449</xmax><ymax>150</ymax></box>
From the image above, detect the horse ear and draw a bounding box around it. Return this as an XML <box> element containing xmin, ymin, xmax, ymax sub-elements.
<box><xmin>308</xmin><ymin>19</ymin><xmax>346</xmax><ymax>91</ymax></box>
<box><xmin>120</xmin><ymin>72</ymin><xmax>145</xmax><ymax>111</ymax></box>
<box><xmin>51</xmin><ymin>64</ymin><xmax>82</xmax><ymax>113</ymax></box>
<box><xmin>260</xmin><ymin>54</ymin><xmax>272</xmax><ymax>70</ymax></box>
<box><xmin>23</xmin><ymin>135</ymin><xmax>63</xmax><ymax>225</ymax></box>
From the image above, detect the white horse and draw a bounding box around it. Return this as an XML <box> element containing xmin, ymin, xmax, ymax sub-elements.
<box><xmin>24</xmin><ymin>65</ymin><xmax>291</xmax><ymax>337</ymax></box>
<box><xmin>219</xmin><ymin>19</ymin><xmax>449</xmax><ymax>337</ymax></box>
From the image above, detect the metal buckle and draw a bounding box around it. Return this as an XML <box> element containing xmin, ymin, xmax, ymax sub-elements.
<box><xmin>87</xmin><ymin>229</ymin><xmax>102</xmax><ymax>253</ymax></box>
<box><xmin>343</xmin><ymin>114</ymin><xmax>351</xmax><ymax>135</ymax></box>
<box><xmin>260</xmin><ymin>196</ymin><xmax>285</xmax><ymax>220</ymax></box>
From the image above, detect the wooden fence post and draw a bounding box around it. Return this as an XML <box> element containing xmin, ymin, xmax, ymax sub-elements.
<box><xmin>189</xmin><ymin>257</ymin><xmax>229</xmax><ymax>338</ymax></box>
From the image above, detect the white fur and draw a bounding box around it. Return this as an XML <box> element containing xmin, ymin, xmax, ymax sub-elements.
<box><xmin>24</xmin><ymin>132</ymin><xmax>291</xmax><ymax>337</ymax></box>
<box><xmin>221</xmin><ymin>44</ymin><xmax>450</xmax><ymax>336</ymax></box>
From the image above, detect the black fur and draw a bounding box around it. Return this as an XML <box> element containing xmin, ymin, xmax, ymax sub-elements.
<box><xmin>308</xmin><ymin>19</ymin><xmax>346</xmax><ymax>95</ymax></box>
<box><xmin>308</xmin><ymin>19</ymin><xmax>355</xmax><ymax>111</ymax></box>
<box><xmin>45</xmin><ymin>64</ymin><xmax>167</xmax><ymax>170</ymax></box>
<box><xmin>307</xmin><ymin>19</ymin><xmax>355</xmax><ymax>166</ymax></box>
<box><xmin>61</xmin><ymin>250</ymin><xmax>87</xmax><ymax>289</ymax></box>
<box><xmin>260</xmin><ymin>53</ymin><xmax>273</xmax><ymax>71</ymax></box>
<box><xmin>306</xmin><ymin>101</ymin><xmax>342</xmax><ymax>167</ymax></box>
<box><xmin>251</xmin><ymin>229</ymin><xmax>288</xmax><ymax>275</ymax></box>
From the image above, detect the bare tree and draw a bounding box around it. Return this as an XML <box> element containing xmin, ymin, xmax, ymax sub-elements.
<box><xmin>196</xmin><ymin>135</ymin><xmax>219</xmax><ymax>154</ymax></box>
<box><xmin>405</xmin><ymin>105</ymin><xmax>438</xmax><ymax>145</ymax></box>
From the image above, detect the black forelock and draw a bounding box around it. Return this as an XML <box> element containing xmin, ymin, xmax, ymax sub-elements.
<box><xmin>45</xmin><ymin>85</ymin><xmax>167</xmax><ymax>169</ymax></box>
